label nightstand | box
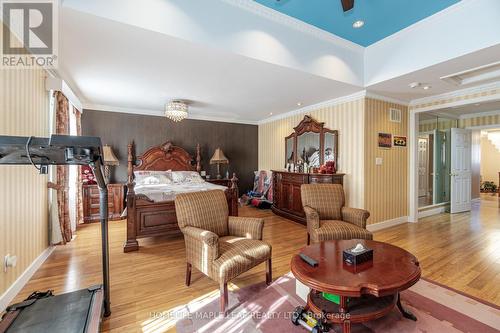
[206,178,232,187]
[83,183,125,223]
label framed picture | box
[393,135,407,147]
[378,133,392,148]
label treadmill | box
[0,135,111,333]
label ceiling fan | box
[273,0,355,12]
[340,0,355,12]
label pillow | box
[134,171,172,185]
[171,171,204,183]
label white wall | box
[480,136,500,185]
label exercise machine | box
[0,135,111,333]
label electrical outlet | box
[375,157,383,166]
[4,254,17,272]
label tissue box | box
[343,246,373,266]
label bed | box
[124,141,238,252]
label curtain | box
[54,91,72,243]
[74,108,84,225]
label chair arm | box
[228,216,264,240]
[182,226,219,247]
[341,207,370,229]
[303,206,320,234]
[181,226,219,275]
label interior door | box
[433,130,445,204]
[450,128,472,213]
[418,137,429,197]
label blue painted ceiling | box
[253,0,461,46]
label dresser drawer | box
[281,172,308,184]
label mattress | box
[134,181,227,203]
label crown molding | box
[364,91,409,106]
[367,0,472,50]
[258,91,366,124]
[219,0,364,53]
[83,103,258,125]
[409,81,500,109]
[258,90,410,125]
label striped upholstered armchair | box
[175,190,272,312]
[301,184,373,245]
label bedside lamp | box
[103,145,119,182]
[210,148,229,179]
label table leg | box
[397,293,417,321]
[339,296,351,333]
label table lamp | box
[103,145,119,182]
[210,148,229,179]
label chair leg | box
[220,282,228,313]
[266,258,272,285]
[307,233,310,245]
[185,263,192,287]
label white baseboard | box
[418,206,447,218]
[367,216,408,232]
[0,246,55,312]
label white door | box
[450,128,472,213]
[418,137,429,197]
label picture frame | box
[393,135,407,147]
[378,133,392,148]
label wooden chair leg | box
[220,282,228,313]
[307,233,310,245]
[185,263,192,287]
[266,258,272,285]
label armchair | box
[301,184,373,244]
[175,190,272,312]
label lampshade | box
[165,100,188,122]
[103,145,120,166]
[210,148,229,164]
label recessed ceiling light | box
[423,85,431,90]
[409,82,421,89]
[269,112,273,115]
[353,20,364,29]
[297,102,302,106]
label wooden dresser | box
[271,170,344,225]
[83,183,125,223]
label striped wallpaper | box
[0,68,50,296]
[259,97,410,224]
[364,98,408,224]
[258,98,365,209]
[460,114,500,128]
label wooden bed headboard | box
[127,141,201,184]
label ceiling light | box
[269,112,273,115]
[165,100,188,122]
[353,20,364,29]
[423,85,431,90]
[409,82,421,89]
[297,102,302,106]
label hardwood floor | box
[10,194,500,332]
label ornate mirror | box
[284,115,338,169]
[285,134,295,164]
[297,132,321,166]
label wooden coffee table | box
[291,240,421,333]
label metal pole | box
[90,159,111,317]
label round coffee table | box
[291,240,421,333]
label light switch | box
[375,157,383,166]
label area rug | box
[175,273,500,333]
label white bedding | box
[134,181,227,202]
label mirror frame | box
[284,115,338,168]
